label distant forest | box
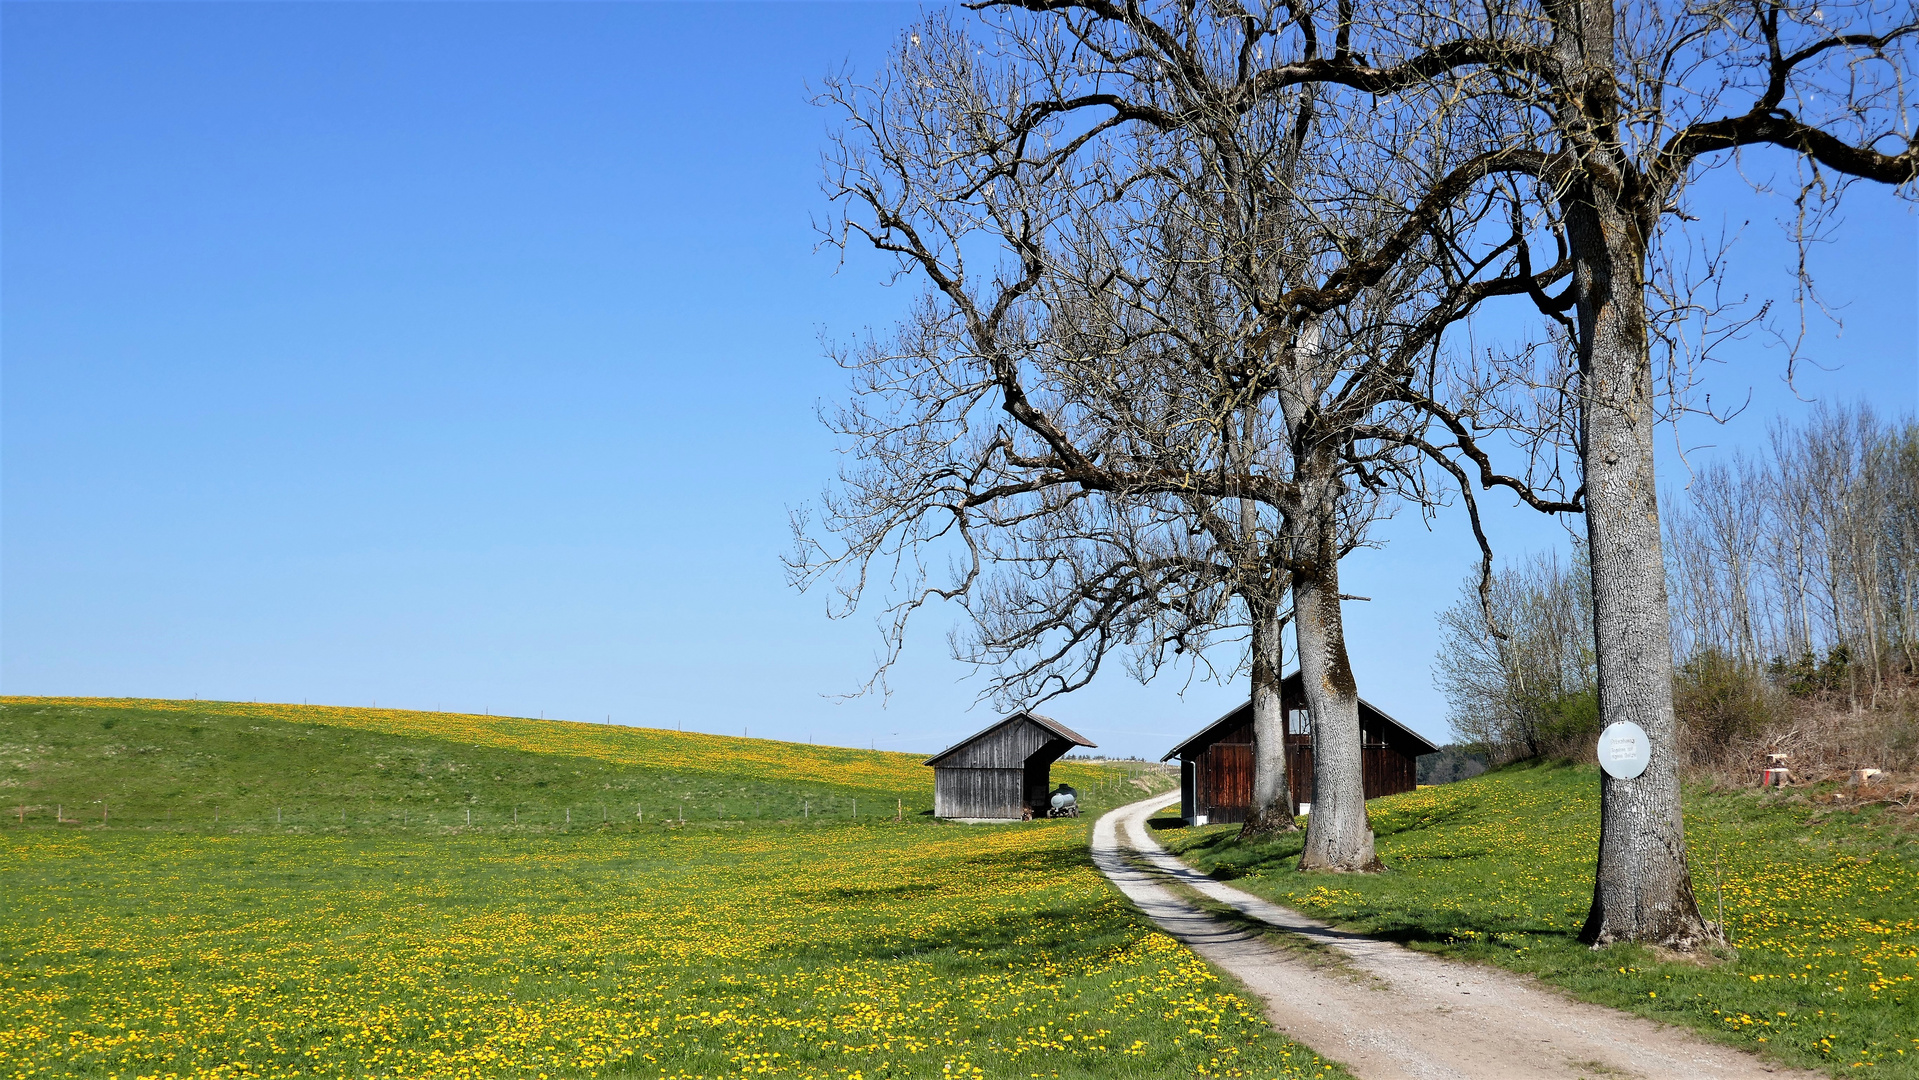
[1417,746,1489,785]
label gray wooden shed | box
[925,711,1096,820]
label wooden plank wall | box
[1177,695,1427,820]
[933,768,1024,818]
[930,718,1052,769]
[1362,745,1417,798]
[1203,743,1253,822]
[1188,727,1413,814]
[1288,742,1315,808]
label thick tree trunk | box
[1566,190,1715,949]
[1293,501,1380,872]
[1242,599,1297,835]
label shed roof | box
[1159,672,1439,761]
[924,710,1096,767]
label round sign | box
[1598,721,1651,779]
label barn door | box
[1203,743,1253,823]
[1288,741,1314,810]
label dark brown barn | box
[1161,672,1437,824]
[925,711,1096,820]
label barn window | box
[1287,708,1311,736]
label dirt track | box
[1093,795,1820,1080]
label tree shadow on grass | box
[769,894,1138,972]
[1170,828,1307,880]
[789,843,1088,907]
[1387,848,1496,861]
[950,841,1092,876]
[1371,801,1484,839]
[769,844,1140,971]
[1353,910,1576,949]
[808,879,949,903]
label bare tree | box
[974,0,1914,947]
[1436,549,1597,761]
[1884,422,1919,678]
[1668,404,1919,700]
[790,16,1329,834]
[792,12,1567,863]
[1667,455,1770,667]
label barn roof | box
[924,710,1096,767]
[1159,672,1439,761]
[1159,700,1266,763]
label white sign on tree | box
[1598,721,1651,780]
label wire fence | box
[7,771,1169,832]
[4,795,936,831]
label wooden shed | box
[925,711,1096,820]
[1160,672,1437,824]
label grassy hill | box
[1,697,1161,831]
[1165,761,1919,1078]
[2,697,1346,1080]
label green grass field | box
[0,697,1164,831]
[1,698,1345,1080]
[1164,762,1919,1078]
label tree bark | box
[1242,599,1297,835]
[1293,494,1381,872]
[1564,181,1715,949]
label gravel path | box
[1094,794,1819,1080]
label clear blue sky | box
[4,3,1914,759]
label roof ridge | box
[923,709,1096,767]
[1160,673,1439,760]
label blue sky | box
[4,3,1914,759]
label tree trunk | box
[1242,599,1297,835]
[1566,187,1715,949]
[1293,498,1380,872]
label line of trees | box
[793,0,1916,950]
[1669,404,1919,703]
[1437,404,1918,767]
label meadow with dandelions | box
[1169,760,1919,1078]
[0,697,1161,832]
[0,699,1344,1080]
